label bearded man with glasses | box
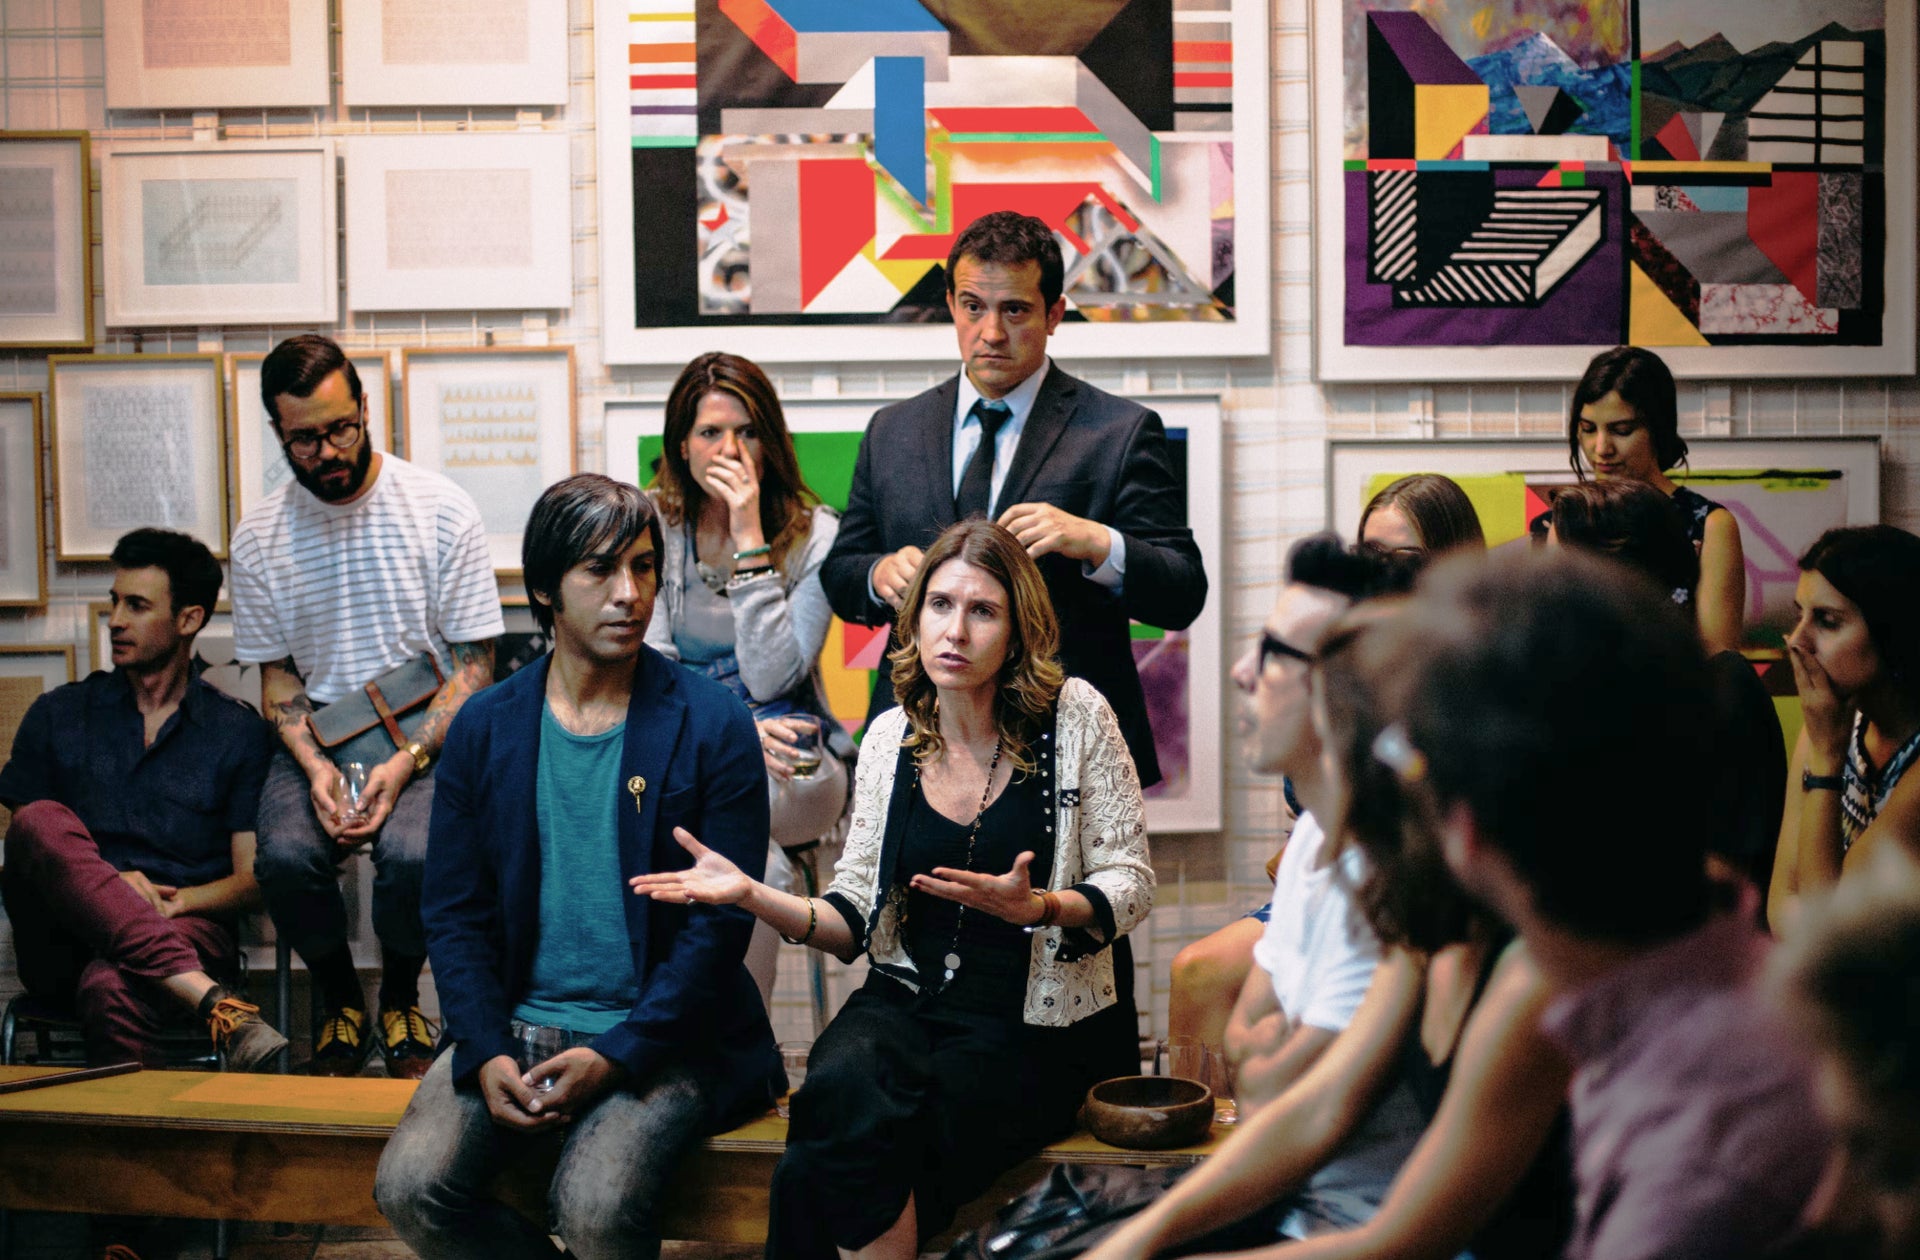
[231,334,504,1079]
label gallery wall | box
[0,0,1916,1044]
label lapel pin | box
[627,775,647,813]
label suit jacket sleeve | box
[1109,406,1207,631]
[423,704,520,1086]
[592,698,771,1082]
[820,413,893,626]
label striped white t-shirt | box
[230,454,505,705]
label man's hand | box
[522,1047,623,1119]
[871,545,925,610]
[479,1055,566,1130]
[305,766,352,841]
[119,870,181,918]
[998,502,1110,566]
[337,750,414,841]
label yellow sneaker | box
[380,1005,439,1081]
[309,1005,370,1077]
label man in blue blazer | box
[820,210,1207,788]
[376,475,781,1260]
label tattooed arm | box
[261,654,352,840]
[409,638,497,759]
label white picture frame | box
[402,346,577,575]
[49,354,230,562]
[605,392,1225,834]
[591,0,1272,365]
[227,351,392,528]
[0,394,48,607]
[104,0,331,110]
[101,140,339,328]
[341,0,568,106]
[345,133,572,312]
[0,132,94,350]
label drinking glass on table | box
[1164,1036,1235,1125]
[777,1040,811,1118]
[520,1024,567,1094]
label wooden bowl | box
[1083,1075,1214,1150]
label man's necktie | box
[954,399,1012,520]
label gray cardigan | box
[645,500,853,758]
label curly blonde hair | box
[887,520,1065,773]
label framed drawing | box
[607,392,1225,833]
[0,645,77,828]
[101,140,338,328]
[48,354,229,562]
[344,133,572,311]
[0,132,94,349]
[592,0,1271,365]
[228,351,392,526]
[1326,435,1880,649]
[341,0,568,106]
[402,346,577,575]
[0,395,48,607]
[1311,1,1916,381]
[104,0,330,110]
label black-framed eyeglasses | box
[1258,631,1314,673]
[280,417,364,460]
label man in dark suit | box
[821,211,1207,786]
[375,475,780,1260]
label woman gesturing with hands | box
[634,519,1150,1260]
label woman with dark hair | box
[631,518,1152,1260]
[1357,474,1486,558]
[1546,479,1786,903]
[645,352,850,999]
[1566,346,1746,653]
[1771,525,1920,924]
[1083,604,1571,1260]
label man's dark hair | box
[521,474,661,635]
[1286,531,1417,601]
[946,211,1065,309]
[1393,547,1719,946]
[260,334,362,425]
[110,528,223,623]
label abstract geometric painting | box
[1312,0,1915,379]
[595,0,1269,364]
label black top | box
[1669,483,1720,549]
[0,668,273,891]
[898,765,1055,1018]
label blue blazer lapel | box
[497,656,550,936]
[994,369,1076,514]
[619,647,688,977]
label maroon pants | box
[1,801,237,1066]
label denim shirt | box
[0,668,273,890]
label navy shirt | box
[0,668,273,891]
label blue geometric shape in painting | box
[874,56,927,204]
[762,0,944,33]
[1470,32,1629,144]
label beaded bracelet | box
[781,897,818,945]
[726,563,775,589]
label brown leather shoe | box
[206,994,289,1073]
[380,1005,438,1080]
[308,1006,371,1077]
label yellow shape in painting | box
[865,243,937,296]
[819,617,874,727]
[1414,83,1490,160]
[1471,6,1493,42]
[1365,471,1530,547]
[1629,261,1711,347]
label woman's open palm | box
[628,827,754,905]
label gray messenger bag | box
[306,652,444,772]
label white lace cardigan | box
[823,677,1155,1027]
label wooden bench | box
[0,1066,1219,1243]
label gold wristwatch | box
[405,740,431,776]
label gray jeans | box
[374,1047,710,1260]
[253,749,434,960]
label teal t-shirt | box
[511,703,640,1034]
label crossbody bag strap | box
[365,679,408,748]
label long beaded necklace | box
[915,735,1003,989]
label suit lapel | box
[618,648,688,977]
[922,376,962,529]
[497,657,549,933]
[993,368,1076,515]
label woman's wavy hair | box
[1358,473,1487,556]
[1312,604,1487,952]
[650,352,822,570]
[887,520,1065,774]
[1568,346,1687,477]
